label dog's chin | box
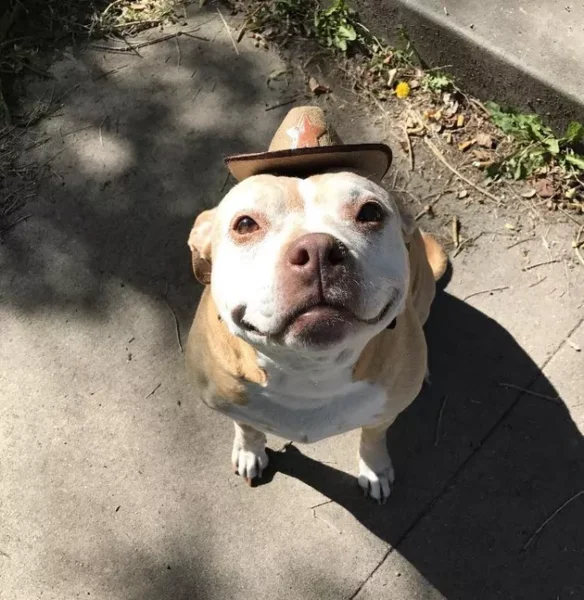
[283,305,355,349]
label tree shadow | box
[263,291,584,599]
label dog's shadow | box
[262,290,584,599]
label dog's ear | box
[188,209,216,285]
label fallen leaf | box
[267,68,289,87]
[386,68,397,88]
[476,133,494,148]
[535,178,555,198]
[521,189,537,198]
[471,149,491,161]
[458,190,468,199]
[409,79,420,89]
[458,139,475,152]
[309,77,331,95]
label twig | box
[558,206,583,228]
[523,259,560,271]
[0,214,31,236]
[506,236,535,249]
[37,149,65,173]
[236,19,249,43]
[434,395,448,447]
[573,224,584,268]
[308,499,334,510]
[498,383,560,404]
[388,188,421,204]
[523,490,584,551]
[402,125,413,171]
[220,172,231,194]
[452,216,460,248]
[92,64,128,82]
[463,286,509,301]
[414,188,456,220]
[90,30,208,53]
[99,116,108,147]
[529,276,547,288]
[217,8,239,55]
[144,382,161,399]
[312,509,342,534]
[424,138,500,204]
[451,232,484,258]
[422,188,456,201]
[163,293,183,353]
[121,34,142,57]
[175,36,182,67]
[265,96,301,111]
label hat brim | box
[224,143,392,182]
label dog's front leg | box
[358,423,395,504]
[232,422,269,484]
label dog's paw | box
[232,444,269,484]
[358,458,395,504]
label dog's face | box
[189,171,411,358]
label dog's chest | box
[220,370,388,443]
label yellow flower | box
[395,81,411,99]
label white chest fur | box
[218,364,388,443]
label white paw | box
[231,444,269,484]
[358,458,395,504]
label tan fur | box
[352,229,434,420]
[186,288,265,406]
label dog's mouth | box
[236,294,395,347]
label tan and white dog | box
[186,107,446,503]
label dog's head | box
[189,171,412,360]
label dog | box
[185,107,446,503]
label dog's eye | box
[234,216,259,235]
[356,202,384,223]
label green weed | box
[486,102,584,180]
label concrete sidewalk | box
[1,7,583,599]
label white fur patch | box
[221,357,389,443]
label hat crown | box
[268,106,343,152]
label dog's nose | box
[286,233,348,271]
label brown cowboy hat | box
[224,106,392,182]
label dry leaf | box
[458,190,468,199]
[309,77,331,95]
[535,178,555,198]
[476,133,494,148]
[521,189,537,198]
[458,139,475,152]
[409,79,420,89]
[387,68,397,88]
[471,149,491,161]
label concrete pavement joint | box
[350,314,584,599]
